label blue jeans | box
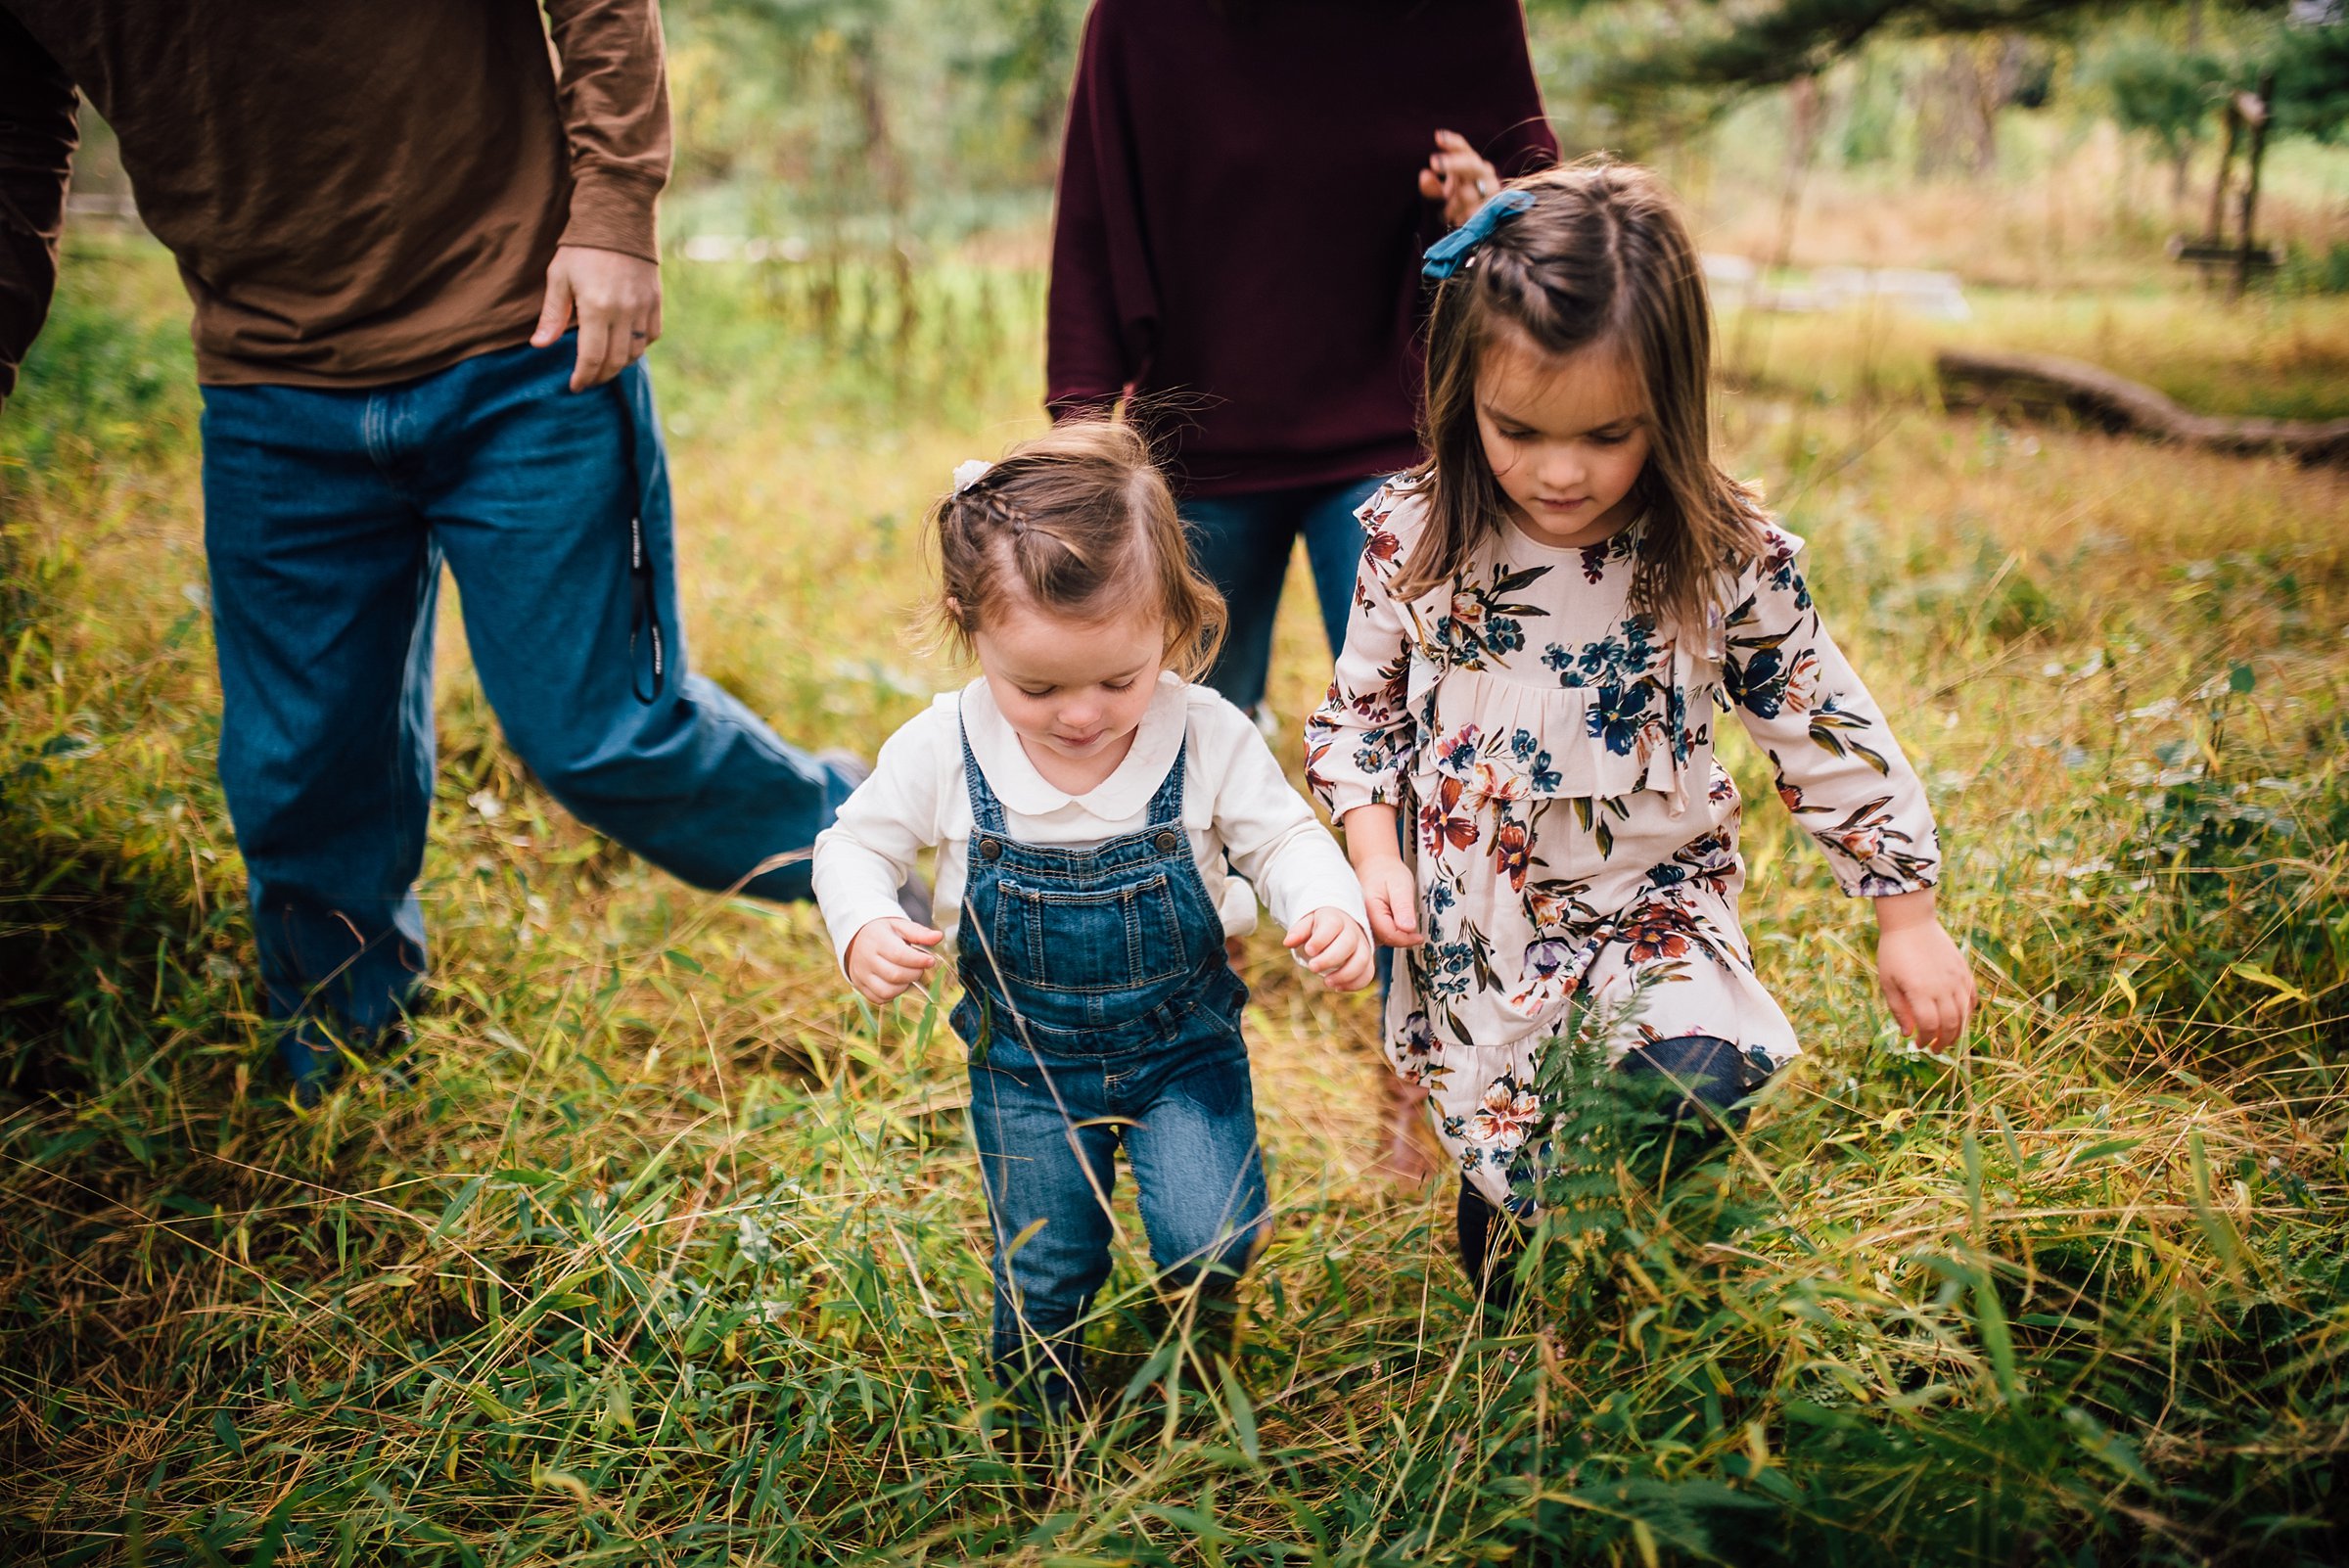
[1181,475,1387,713]
[200,337,853,1085]
[968,1026,1270,1413]
[952,725,1267,1411]
[1188,475,1397,989]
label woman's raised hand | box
[1419,128,1501,229]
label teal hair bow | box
[1422,188,1534,281]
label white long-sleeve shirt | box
[813,673,1368,968]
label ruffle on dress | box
[1405,632,1725,817]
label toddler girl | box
[1305,161,1976,1298]
[815,421,1374,1411]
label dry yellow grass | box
[0,208,2342,1563]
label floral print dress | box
[1305,477,1940,1208]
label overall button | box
[979,838,1003,861]
[1152,830,1179,853]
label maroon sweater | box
[1046,0,1556,497]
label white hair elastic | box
[951,458,993,493]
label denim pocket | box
[990,872,1187,995]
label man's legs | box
[414,340,854,901]
[201,386,438,1089]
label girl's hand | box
[1874,891,1976,1051]
[1418,128,1501,229]
[1285,907,1377,992]
[845,917,944,1005]
[1341,806,1424,949]
[1356,857,1423,949]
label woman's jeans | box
[200,337,855,1085]
[1185,474,1400,991]
[1181,475,1386,713]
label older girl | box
[1305,162,1975,1298]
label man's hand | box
[845,916,944,1006]
[532,245,662,392]
[1417,128,1502,229]
[1284,907,1377,992]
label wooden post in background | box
[2204,97,2240,248]
[2231,71,2277,301]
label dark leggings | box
[1457,1034,1766,1307]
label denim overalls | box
[951,717,1270,1411]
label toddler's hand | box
[1284,907,1376,992]
[1876,901,1976,1051]
[1357,857,1424,949]
[845,917,944,1005]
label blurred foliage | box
[2089,32,2227,161]
[1533,0,2096,94]
[1526,0,2346,156]
[663,0,1085,243]
[2085,9,2349,160]
[651,0,2348,255]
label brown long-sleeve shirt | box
[0,0,669,398]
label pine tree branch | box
[1599,0,2115,94]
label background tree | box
[1548,0,2345,145]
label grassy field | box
[1,223,2344,1567]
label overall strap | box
[957,701,1009,836]
[1142,734,1187,828]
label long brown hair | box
[1396,158,1766,634]
[929,420,1226,679]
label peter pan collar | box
[959,671,1190,820]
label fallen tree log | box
[1934,348,2349,467]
